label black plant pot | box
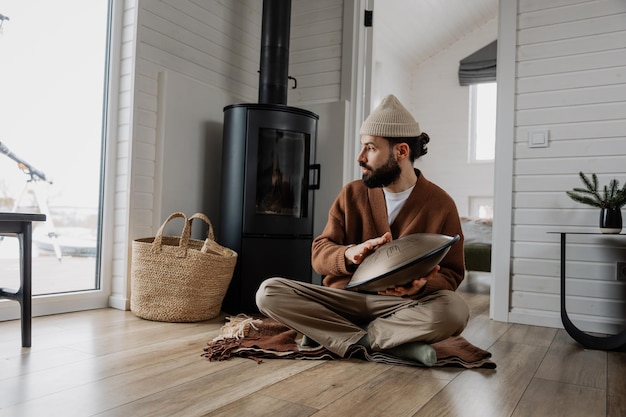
[599,207,623,234]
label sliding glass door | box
[0,0,110,307]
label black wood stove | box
[219,0,320,313]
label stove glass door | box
[256,128,307,218]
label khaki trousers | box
[256,277,470,357]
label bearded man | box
[256,94,469,366]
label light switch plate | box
[528,129,549,148]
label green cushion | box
[464,244,491,272]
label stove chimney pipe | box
[258,0,291,105]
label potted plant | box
[566,172,626,234]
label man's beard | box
[361,153,401,188]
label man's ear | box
[395,143,410,161]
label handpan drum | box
[345,233,460,292]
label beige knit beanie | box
[359,94,421,137]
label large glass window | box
[0,0,109,295]
[469,82,497,162]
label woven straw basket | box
[130,212,237,322]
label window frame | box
[0,0,115,321]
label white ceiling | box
[374,0,499,67]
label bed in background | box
[461,217,492,273]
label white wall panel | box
[518,12,626,44]
[518,0,626,28]
[517,67,626,93]
[288,0,344,105]
[108,0,138,310]
[518,49,626,78]
[516,84,626,109]
[510,0,626,331]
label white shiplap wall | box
[288,0,344,104]
[508,0,626,332]
[109,0,346,309]
[108,0,139,310]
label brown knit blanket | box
[202,315,496,369]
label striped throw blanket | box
[202,314,496,369]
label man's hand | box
[345,232,392,266]
[378,265,441,297]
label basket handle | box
[151,212,189,257]
[187,212,215,242]
[188,212,226,254]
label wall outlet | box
[618,262,626,281]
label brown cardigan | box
[311,170,465,296]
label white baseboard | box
[108,294,130,311]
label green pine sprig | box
[566,172,626,209]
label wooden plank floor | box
[1,277,625,417]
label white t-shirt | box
[383,185,415,225]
